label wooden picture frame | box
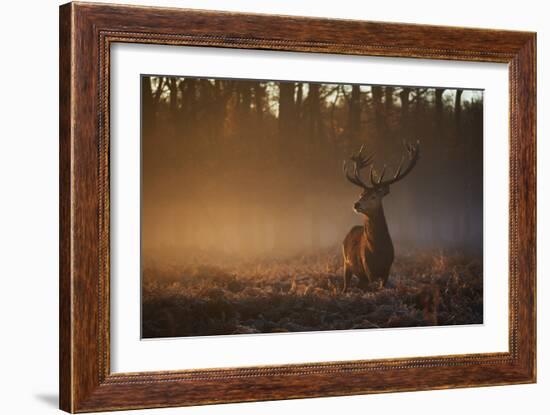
[59,2,536,412]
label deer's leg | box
[343,263,352,293]
[357,278,370,291]
[381,267,392,288]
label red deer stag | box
[342,141,420,292]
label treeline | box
[141,76,483,260]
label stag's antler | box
[344,140,420,190]
[372,140,420,187]
[343,144,374,190]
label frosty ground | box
[142,248,483,338]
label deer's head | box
[343,141,420,215]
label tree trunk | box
[295,83,303,120]
[308,83,322,148]
[455,89,463,132]
[399,87,411,134]
[384,86,394,112]
[274,82,296,252]
[306,83,322,250]
[278,82,296,154]
[254,83,265,123]
[142,76,154,134]
[371,86,383,135]
[348,84,361,148]
[435,89,444,119]
[168,78,178,117]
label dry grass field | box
[142,248,483,338]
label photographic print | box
[141,76,483,339]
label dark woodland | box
[141,75,483,338]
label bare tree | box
[347,84,361,148]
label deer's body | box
[343,210,394,291]
[342,141,419,292]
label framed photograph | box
[59,2,536,412]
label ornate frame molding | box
[60,2,536,412]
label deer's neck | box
[363,207,391,244]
